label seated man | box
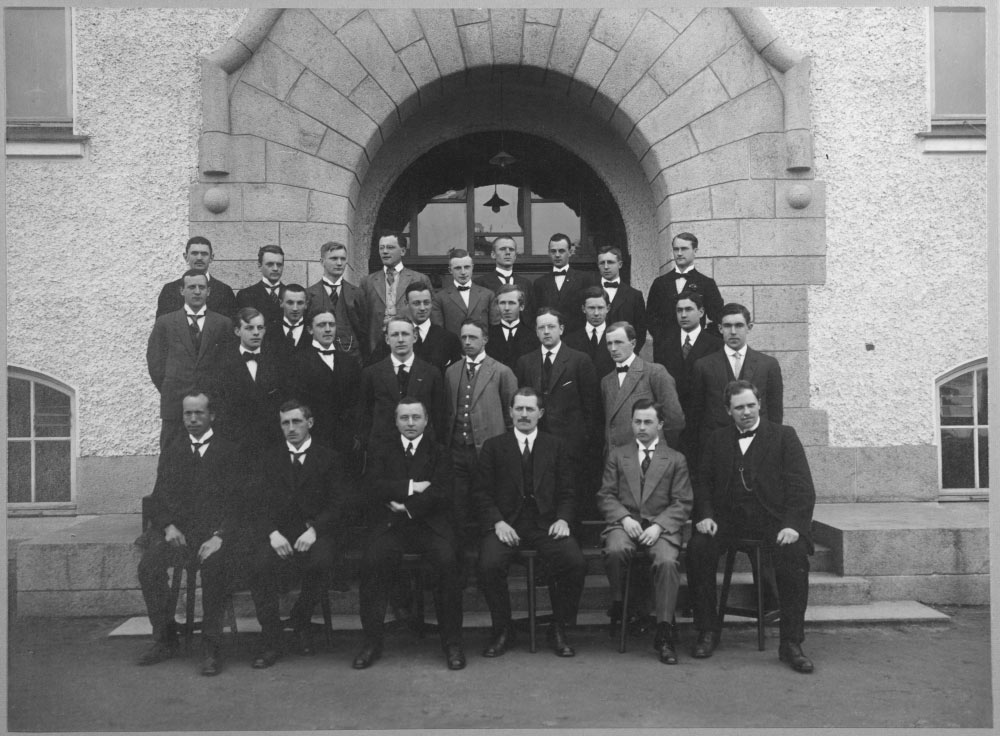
[687,380,816,673]
[597,399,692,664]
[353,398,465,671]
[136,390,246,676]
[247,400,347,668]
[472,388,587,658]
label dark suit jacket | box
[656,326,724,413]
[360,355,446,447]
[485,323,539,370]
[146,310,234,421]
[213,344,287,451]
[563,326,616,381]
[695,419,814,545]
[235,281,284,325]
[597,441,692,549]
[514,344,599,457]
[606,284,648,352]
[474,271,535,327]
[472,431,576,533]
[363,436,454,540]
[304,279,369,360]
[368,323,462,376]
[157,276,237,320]
[646,269,723,344]
[262,321,311,360]
[360,266,432,353]
[600,356,684,449]
[531,268,597,332]
[690,347,783,446]
[431,282,497,335]
[253,442,347,540]
[288,347,362,455]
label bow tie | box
[615,365,630,374]
[738,428,757,439]
[316,347,336,356]
[242,352,260,363]
[456,285,470,291]
[553,269,568,275]
[603,281,619,288]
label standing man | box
[597,246,647,352]
[136,391,246,676]
[602,321,684,451]
[445,319,517,535]
[646,232,724,349]
[473,388,587,658]
[368,282,463,375]
[432,248,497,336]
[687,380,815,673]
[305,241,369,365]
[563,286,616,380]
[474,236,534,326]
[690,303,783,449]
[598,399,692,664]
[485,284,539,370]
[248,400,347,667]
[353,398,466,671]
[147,270,234,448]
[235,245,286,326]
[156,236,237,319]
[360,232,432,355]
[531,233,596,333]
[263,284,312,360]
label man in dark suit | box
[647,232,724,348]
[136,390,246,676]
[598,399,692,664]
[563,286,616,380]
[690,303,783,450]
[263,284,311,360]
[472,388,587,658]
[432,248,497,336]
[531,233,597,333]
[156,236,237,319]
[304,241,369,365]
[353,398,466,671]
[597,246,648,352]
[247,400,348,667]
[474,236,534,327]
[360,232,432,355]
[687,380,816,673]
[235,245,285,325]
[485,284,539,369]
[368,282,463,375]
[147,270,234,449]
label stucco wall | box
[763,7,988,447]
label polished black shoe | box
[481,627,514,658]
[200,650,222,676]
[655,624,678,665]
[445,643,467,670]
[252,648,281,669]
[352,642,382,670]
[546,623,575,657]
[607,601,623,638]
[293,629,315,656]
[691,630,719,659]
[779,641,814,673]
[137,639,178,666]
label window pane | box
[473,185,522,235]
[530,203,580,255]
[8,441,32,503]
[976,368,987,425]
[934,8,986,117]
[941,428,975,488]
[416,203,467,255]
[939,372,974,426]
[4,7,71,122]
[977,428,988,490]
[36,441,72,502]
[35,383,71,437]
[8,377,31,437]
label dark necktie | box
[456,285,470,292]
[641,448,652,477]
[682,334,692,359]
[521,438,534,498]
[324,281,339,309]
[188,314,202,351]
[616,365,629,374]
[497,272,512,285]
[317,348,336,356]
[466,361,478,382]
[603,281,619,289]
[542,351,553,387]
[590,329,599,351]
[191,440,208,457]
[243,352,259,363]
[267,285,280,305]
[397,364,409,394]
[738,429,757,439]
[503,324,516,342]
[405,442,414,460]
[285,322,298,346]
[415,328,423,346]
[290,450,306,465]
[553,269,567,275]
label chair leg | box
[717,547,737,633]
[167,564,184,637]
[320,590,333,647]
[413,567,426,639]
[184,568,197,644]
[619,558,632,654]
[752,547,765,651]
[526,557,537,653]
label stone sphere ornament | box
[786,184,812,210]
[203,187,229,214]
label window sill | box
[7,503,77,517]
[917,124,986,153]
[6,127,88,158]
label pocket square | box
[561,380,574,387]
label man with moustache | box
[360,232,432,355]
[596,246,647,352]
[156,236,237,319]
[474,235,534,326]
[432,248,497,336]
[305,241,368,365]
[236,245,286,326]
[485,284,539,370]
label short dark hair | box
[607,320,636,341]
[724,379,760,407]
[279,283,308,300]
[510,386,544,410]
[492,236,517,251]
[448,248,471,261]
[279,398,313,420]
[597,245,623,262]
[405,281,432,300]
[380,231,408,249]
[306,308,336,327]
[535,306,564,325]
[320,241,348,258]
[181,269,209,285]
[236,307,264,327]
[672,232,698,249]
[185,236,212,254]
[720,303,752,324]
[496,283,524,307]
[396,396,429,417]
[459,318,488,337]
[631,398,664,422]
[581,285,609,305]
[182,388,214,411]
[257,244,284,264]
[676,290,705,310]
[548,233,572,248]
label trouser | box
[603,528,681,623]
[451,443,478,544]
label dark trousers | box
[359,521,463,648]
[249,535,336,648]
[451,443,478,542]
[477,521,586,632]
[687,498,810,643]
[158,417,184,451]
[137,535,230,648]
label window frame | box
[935,357,988,501]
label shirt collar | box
[739,419,761,435]
[542,342,562,359]
[261,278,282,288]
[466,351,486,365]
[588,323,606,340]
[240,346,261,355]
[495,267,513,277]
[454,280,471,290]
[725,345,745,358]
[617,353,637,370]
[386,262,403,275]
[681,323,702,343]
[637,437,659,454]
[501,319,520,329]
[675,266,695,275]
[323,277,342,287]
[401,433,424,452]
[416,321,430,339]
[184,305,207,318]
[285,318,303,328]
[287,436,313,454]
[189,428,214,444]
[391,354,415,369]
[513,428,538,448]
[312,340,334,352]
[553,266,568,274]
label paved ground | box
[7,606,993,731]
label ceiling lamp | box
[485,186,508,213]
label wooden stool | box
[717,538,780,651]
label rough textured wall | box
[764,7,987,447]
[5,8,245,456]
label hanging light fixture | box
[488,72,516,170]
[484,185,508,213]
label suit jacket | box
[606,284,648,352]
[235,281,284,325]
[254,442,347,540]
[146,310,234,421]
[288,347,362,455]
[368,322,462,376]
[563,326,616,381]
[360,266,432,353]
[363,436,453,540]
[655,326,724,413]
[431,282,497,335]
[646,269,723,344]
[360,355,446,447]
[213,344,287,451]
[695,419,814,545]
[597,441,692,548]
[600,357,685,449]
[690,347,783,446]
[514,344,599,457]
[304,279,369,360]
[262,320,311,360]
[472,431,576,532]
[485,323,539,370]
[474,271,535,327]
[531,268,597,332]
[444,355,517,451]
[156,276,237,320]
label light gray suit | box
[359,266,431,353]
[601,356,684,450]
[431,282,497,336]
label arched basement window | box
[937,358,988,499]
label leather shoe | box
[252,648,280,669]
[691,630,719,659]
[779,641,814,673]
[481,628,514,658]
[200,650,222,676]
[444,643,466,670]
[546,623,575,657]
[137,640,178,666]
[352,642,382,670]
[293,629,314,656]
